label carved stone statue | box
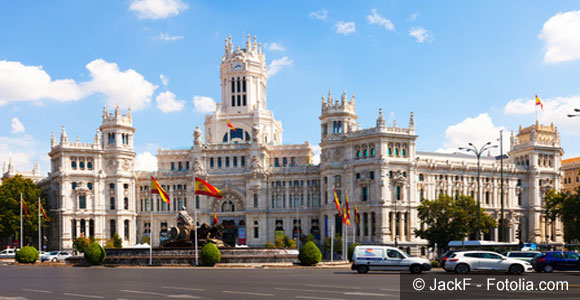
[193,158,205,176]
[163,210,225,248]
[252,124,261,143]
[194,126,203,147]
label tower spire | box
[51,131,56,148]
[60,126,68,143]
[409,112,415,131]
[376,108,386,129]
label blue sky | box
[2,0,580,173]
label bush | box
[105,233,123,249]
[84,242,106,265]
[298,241,322,266]
[73,236,91,253]
[274,238,285,249]
[141,235,150,245]
[284,236,296,249]
[324,234,343,255]
[16,246,39,264]
[264,241,276,249]
[431,260,439,268]
[200,242,221,266]
[348,242,360,261]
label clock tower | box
[203,34,283,145]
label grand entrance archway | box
[211,188,246,246]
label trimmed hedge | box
[348,242,360,262]
[16,246,39,264]
[84,242,106,265]
[298,241,322,266]
[200,243,221,266]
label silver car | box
[444,251,532,274]
[41,251,72,262]
[504,251,541,262]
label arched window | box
[363,149,368,157]
[87,160,93,169]
[71,159,77,169]
[87,182,93,190]
[370,148,375,156]
[396,186,401,200]
[221,200,235,212]
[253,220,259,239]
[89,219,95,237]
[356,150,361,158]
[395,148,399,156]
[402,149,406,157]
[110,219,116,238]
[80,219,86,237]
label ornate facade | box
[41,35,564,253]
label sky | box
[2,0,580,174]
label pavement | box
[1,264,580,299]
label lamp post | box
[391,171,406,247]
[459,142,497,240]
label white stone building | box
[41,35,564,253]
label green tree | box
[544,189,580,243]
[104,233,123,249]
[324,234,343,255]
[414,194,497,250]
[298,241,322,266]
[0,175,48,246]
[73,236,91,253]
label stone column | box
[399,212,404,242]
[390,211,395,241]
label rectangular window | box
[178,162,183,170]
[283,157,288,166]
[237,95,241,106]
[79,195,86,209]
[210,158,214,168]
[110,197,115,210]
[225,157,230,167]
[186,161,190,170]
[171,162,175,170]
[243,95,247,106]
[370,171,375,180]
[290,157,295,166]
[217,157,222,168]
[231,78,235,93]
[275,158,280,167]
[243,77,246,92]
[237,78,241,93]
[362,187,369,201]
[241,156,245,167]
[231,95,235,107]
[233,156,238,167]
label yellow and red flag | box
[354,201,359,225]
[535,94,543,110]
[151,176,170,203]
[345,193,351,226]
[22,197,30,221]
[213,210,219,224]
[195,177,223,199]
[40,202,50,221]
[342,205,347,224]
[333,188,342,216]
[227,119,236,131]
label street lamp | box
[567,108,580,118]
[459,142,497,241]
[391,171,406,247]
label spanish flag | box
[354,201,359,225]
[151,176,170,203]
[345,193,351,226]
[40,202,50,221]
[195,177,223,199]
[535,94,543,110]
[227,119,236,131]
[213,210,219,224]
[22,197,30,221]
[333,188,342,216]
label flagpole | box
[149,188,153,266]
[20,193,23,248]
[38,197,41,252]
[330,224,334,263]
[193,180,198,266]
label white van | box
[351,245,432,274]
[0,248,17,258]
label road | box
[0,265,580,300]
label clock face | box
[233,62,243,70]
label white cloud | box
[539,10,580,63]
[504,95,580,134]
[11,117,25,134]
[160,74,169,86]
[367,9,395,31]
[135,151,158,171]
[0,59,157,110]
[157,33,184,41]
[266,42,286,51]
[129,0,188,20]
[334,21,357,35]
[156,91,184,113]
[0,60,85,105]
[408,12,419,22]
[0,135,38,172]
[267,56,294,77]
[193,95,216,113]
[82,59,157,111]
[309,9,328,21]
[409,27,433,43]
[437,113,507,155]
[311,145,321,165]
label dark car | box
[532,251,580,272]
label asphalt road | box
[1,265,580,300]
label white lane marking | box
[296,296,345,300]
[222,290,274,297]
[0,297,29,300]
[21,289,52,294]
[306,284,362,290]
[63,293,104,299]
[167,295,202,299]
[277,288,394,297]
[276,288,342,294]
[120,290,162,296]
[344,291,395,297]
[163,286,205,292]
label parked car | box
[0,248,18,258]
[439,250,467,270]
[443,251,532,275]
[38,251,48,261]
[504,251,541,262]
[41,251,72,262]
[532,251,580,273]
[351,245,432,274]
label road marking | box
[276,288,343,294]
[277,288,394,297]
[167,295,202,299]
[222,290,274,297]
[296,296,345,300]
[163,286,206,292]
[120,290,162,296]
[344,291,394,297]
[0,297,29,300]
[306,284,362,290]
[63,293,104,299]
[21,289,52,294]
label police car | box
[351,245,432,274]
